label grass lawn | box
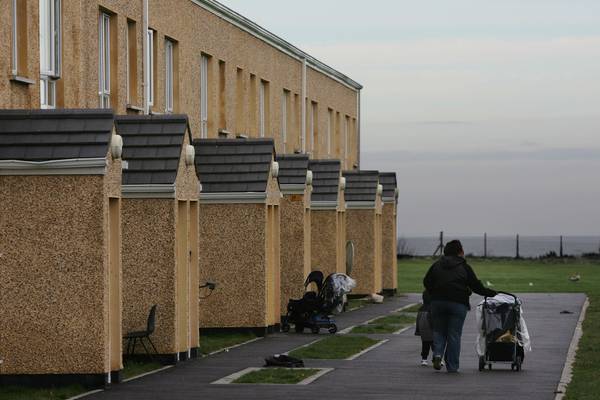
[351,323,402,334]
[401,303,422,313]
[350,313,416,334]
[122,359,163,380]
[199,331,258,355]
[289,335,379,359]
[0,385,85,400]
[346,297,369,311]
[398,256,600,400]
[233,368,321,384]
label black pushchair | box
[281,271,354,335]
[477,291,528,372]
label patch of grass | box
[0,385,85,400]
[289,335,380,359]
[122,359,163,380]
[233,368,321,384]
[350,324,400,334]
[401,303,423,313]
[398,257,600,400]
[371,313,416,326]
[346,297,369,310]
[200,331,258,355]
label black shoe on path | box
[433,356,442,371]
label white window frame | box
[281,90,289,149]
[310,102,316,153]
[165,40,174,113]
[11,0,18,76]
[344,116,349,166]
[200,54,209,138]
[146,29,154,107]
[327,110,332,157]
[98,12,110,108]
[39,0,61,109]
[125,22,130,104]
[259,80,266,138]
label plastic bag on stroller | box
[475,293,532,356]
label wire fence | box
[399,233,600,258]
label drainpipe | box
[301,58,307,153]
[142,0,149,114]
[356,89,361,168]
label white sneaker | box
[441,361,445,367]
[421,359,428,366]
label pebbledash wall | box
[0,0,361,169]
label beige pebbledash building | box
[276,154,312,316]
[0,0,362,169]
[193,138,281,333]
[309,159,346,278]
[342,170,384,295]
[0,109,123,387]
[116,114,200,362]
[379,172,399,295]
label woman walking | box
[423,240,497,373]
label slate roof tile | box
[379,172,398,199]
[0,109,114,161]
[115,114,188,185]
[276,154,309,186]
[192,138,275,193]
[343,170,380,202]
[308,159,341,202]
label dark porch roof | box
[192,138,275,193]
[0,109,114,161]
[308,159,341,202]
[343,170,380,202]
[379,172,398,199]
[115,115,188,185]
[276,154,309,186]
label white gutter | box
[345,201,376,209]
[310,200,338,210]
[199,192,267,204]
[143,0,149,115]
[301,58,307,153]
[122,184,176,199]
[382,197,397,204]
[0,158,107,175]
[189,0,362,92]
[280,184,305,195]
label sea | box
[401,235,600,258]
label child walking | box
[415,290,434,366]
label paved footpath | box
[86,293,586,400]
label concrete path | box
[85,293,586,400]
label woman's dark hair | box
[444,240,464,256]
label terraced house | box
[0,0,362,167]
[0,0,402,390]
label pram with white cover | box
[476,292,531,371]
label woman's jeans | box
[431,300,469,372]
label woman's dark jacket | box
[423,256,497,308]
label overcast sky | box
[221,0,600,236]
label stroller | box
[281,271,356,335]
[476,291,531,372]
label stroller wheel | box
[328,324,338,334]
[311,326,320,334]
[281,323,290,333]
[478,356,485,372]
[294,324,304,333]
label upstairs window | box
[259,80,266,137]
[98,12,111,108]
[165,39,174,112]
[200,54,210,138]
[146,29,154,107]
[281,89,290,152]
[39,0,61,108]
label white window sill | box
[10,75,36,85]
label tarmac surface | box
[85,293,586,400]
